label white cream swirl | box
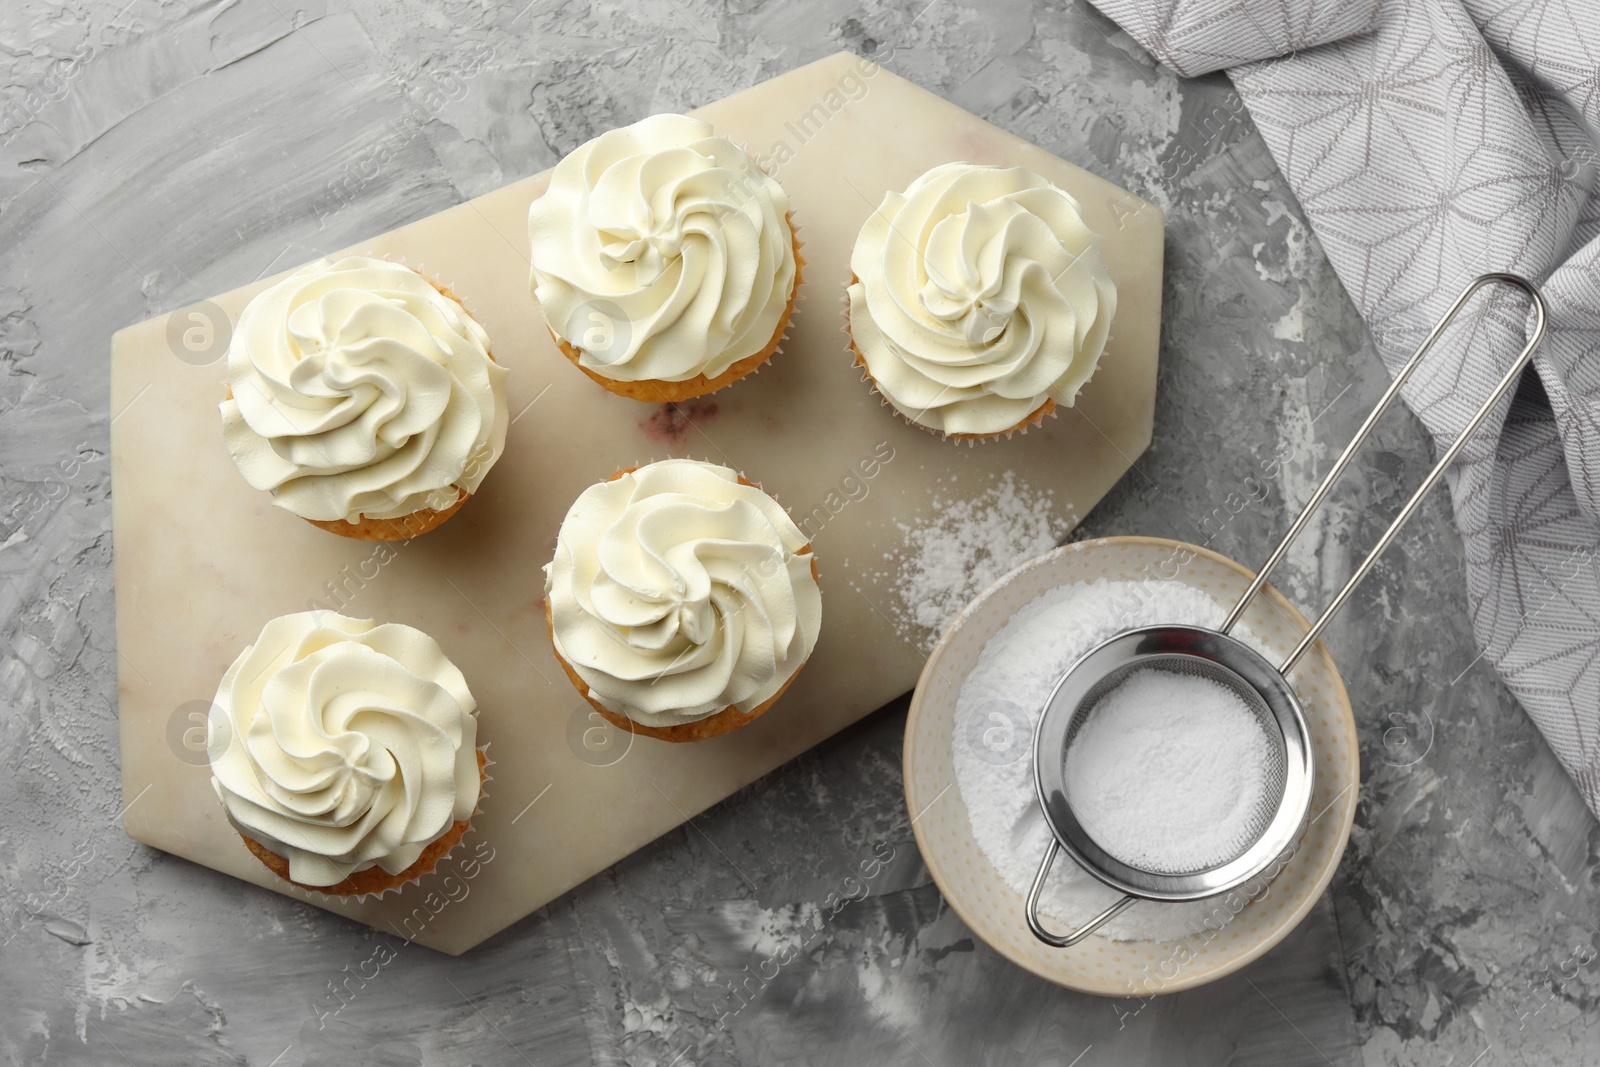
[221,256,510,523]
[207,612,480,887]
[528,114,797,383]
[847,163,1118,436]
[545,459,822,727]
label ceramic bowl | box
[903,536,1359,995]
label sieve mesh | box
[1059,654,1289,877]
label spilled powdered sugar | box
[886,471,1071,637]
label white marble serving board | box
[109,52,1164,954]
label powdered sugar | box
[888,472,1072,636]
[1064,669,1275,873]
[952,577,1279,942]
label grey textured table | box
[2,2,1596,1065]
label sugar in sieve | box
[1025,273,1548,946]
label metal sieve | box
[1025,273,1548,946]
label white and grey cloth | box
[1088,0,1600,816]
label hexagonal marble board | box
[110,52,1164,953]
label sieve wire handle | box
[1025,839,1137,947]
[1218,273,1547,675]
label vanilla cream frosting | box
[221,256,509,523]
[847,163,1118,436]
[545,459,822,727]
[527,114,797,384]
[208,612,480,887]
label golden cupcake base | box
[302,487,469,541]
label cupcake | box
[220,255,510,540]
[207,611,485,895]
[845,163,1117,439]
[545,458,822,742]
[527,114,801,403]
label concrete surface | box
[0,1,1595,1064]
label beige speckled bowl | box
[904,536,1359,995]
